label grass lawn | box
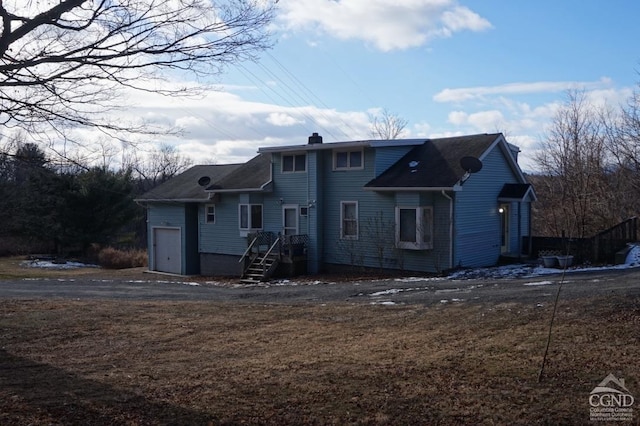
[1,294,639,425]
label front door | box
[283,205,298,236]
[499,203,510,254]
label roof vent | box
[197,176,211,187]
[308,132,323,144]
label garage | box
[153,227,182,274]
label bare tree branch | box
[369,108,408,140]
[0,0,275,145]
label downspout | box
[441,190,453,270]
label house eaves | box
[258,139,426,154]
[206,181,273,194]
[363,186,459,192]
[136,198,215,204]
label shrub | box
[98,247,148,269]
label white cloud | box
[276,0,492,51]
[447,111,468,125]
[51,81,373,168]
[266,112,302,126]
[412,122,432,137]
[447,109,504,131]
[433,78,613,103]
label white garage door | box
[153,228,181,274]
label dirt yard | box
[1,293,639,425]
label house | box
[136,133,536,279]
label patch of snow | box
[435,288,463,294]
[625,244,640,266]
[369,288,404,296]
[21,260,98,269]
[370,301,397,306]
[523,280,555,286]
[394,276,445,283]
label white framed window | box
[340,201,358,239]
[282,153,306,173]
[333,149,363,170]
[205,204,216,224]
[395,206,433,250]
[239,204,263,231]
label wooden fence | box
[524,217,638,264]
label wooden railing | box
[526,216,638,264]
[591,216,638,263]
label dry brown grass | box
[97,247,148,269]
[1,297,639,425]
[0,256,148,280]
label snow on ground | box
[523,280,554,287]
[19,245,640,291]
[21,259,99,269]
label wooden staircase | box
[240,252,279,284]
[239,232,281,284]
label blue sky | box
[123,0,640,172]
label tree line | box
[0,137,192,256]
[531,84,640,239]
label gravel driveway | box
[1,268,639,307]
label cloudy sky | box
[122,0,640,172]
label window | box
[282,153,306,173]
[239,204,263,230]
[300,207,309,217]
[334,149,363,170]
[283,206,298,235]
[205,204,215,224]
[395,206,433,250]
[340,201,358,239]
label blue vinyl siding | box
[454,145,520,267]
[374,146,414,176]
[321,149,454,273]
[199,194,249,255]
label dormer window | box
[333,149,363,170]
[282,153,306,173]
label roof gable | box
[365,133,501,190]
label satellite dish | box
[197,176,211,187]
[460,156,483,173]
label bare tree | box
[126,143,193,190]
[606,84,640,185]
[369,108,408,139]
[534,90,613,238]
[0,0,275,141]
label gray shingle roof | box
[206,153,272,192]
[365,134,501,189]
[136,164,241,202]
[498,183,536,201]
